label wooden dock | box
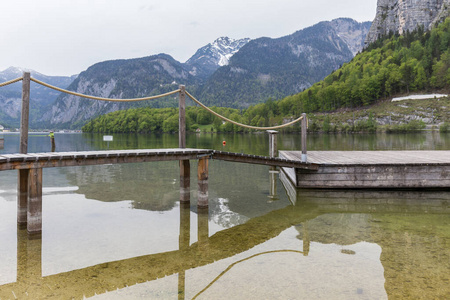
[280,150,450,189]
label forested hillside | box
[83,18,450,134]
[278,17,450,116]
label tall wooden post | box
[17,169,29,229]
[20,72,30,154]
[27,168,42,237]
[301,113,307,162]
[267,130,278,157]
[179,85,190,204]
[180,160,190,203]
[197,157,209,208]
[18,72,30,228]
[179,85,186,149]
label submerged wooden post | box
[197,157,209,208]
[27,168,42,237]
[17,169,29,229]
[179,85,190,203]
[301,113,307,162]
[18,72,30,228]
[267,130,278,157]
[180,160,190,203]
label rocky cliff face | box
[365,0,450,45]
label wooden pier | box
[0,148,315,236]
[280,150,450,189]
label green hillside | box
[83,18,450,134]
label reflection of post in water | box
[198,208,209,249]
[302,221,310,256]
[268,167,279,202]
[179,202,191,251]
[17,228,42,292]
[178,203,190,300]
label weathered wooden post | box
[27,168,42,237]
[197,157,209,208]
[179,85,186,148]
[301,113,307,163]
[18,72,30,228]
[267,130,278,158]
[179,85,191,203]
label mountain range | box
[1,18,371,129]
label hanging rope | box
[30,77,180,102]
[192,249,304,299]
[1,76,305,130]
[186,91,304,130]
[0,77,23,87]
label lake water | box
[0,132,449,299]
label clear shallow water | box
[0,132,449,299]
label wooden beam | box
[27,168,42,237]
[17,169,29,228]
[179,160,190,203]
[179,85,186,149]
[301,113,307,162]
[20,72,30,154]
[197,157,209,208]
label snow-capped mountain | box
[185,37,250,79]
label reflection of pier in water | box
[1,183,449,299]
[0,203,319,299]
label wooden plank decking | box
[0,148,317,171]
[280,150,450,189]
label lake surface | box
[0,132,449,299]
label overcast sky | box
[1,0,377,76]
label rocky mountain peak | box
[185,36,250,79]
[365,0,450,45]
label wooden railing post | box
[18,72,30,228]
[301,113,307,162]
[267,130,278,158]
[20,72,30,154]
[179,85,191,203]
[179,85,186,148]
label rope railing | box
[30,77,180,102]
[186,91,304,130]
[0,77,23,87]
[0,75,306,131]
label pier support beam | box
[301,113,307,163]
[18,72,31,229]
[180,160,190,203]
[197,157,209,208]
[267,130,278,158]
[178,85,191,205]
[17,169,29,229]
[27,168,42,237]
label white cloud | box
[0,0,377,76]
